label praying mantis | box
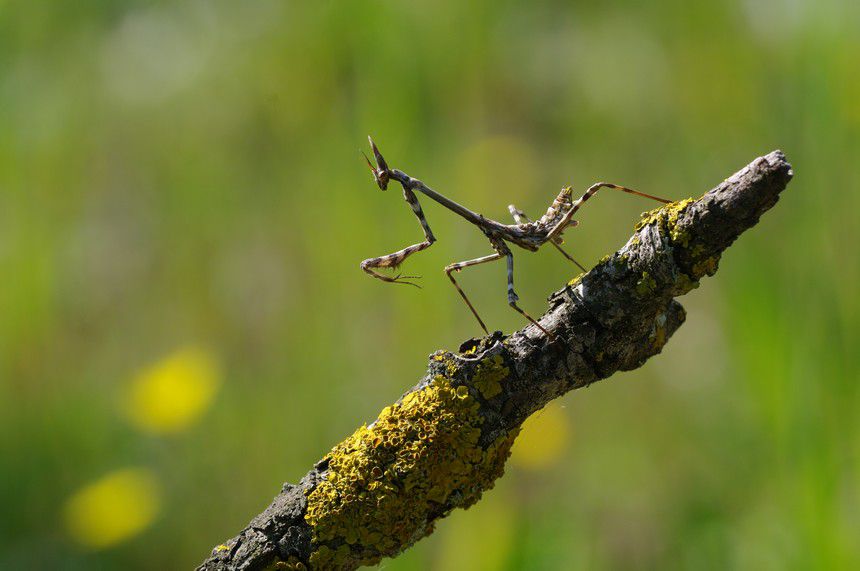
[360,137,670,338]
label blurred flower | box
[510,401,570,470]
[63,468,161,550]
[123,347,221,434]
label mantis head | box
[363,136,390,190]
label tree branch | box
[198,151,793,570]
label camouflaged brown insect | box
[360,137,670,338]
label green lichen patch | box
[674,272,700,294]
[304,376,519,569]
[591,253,628,275]
[635,272,657,296]
[472,355,509,399]
[691,255,719,278]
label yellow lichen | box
[634,198,722,288]
[215,544,230,552]
[472,355,508,399]
[634,198,694,238]
[308,545,351,568]
[303,376,519,569]
[431,351,460,377]
[568,272,585,287]
[269,557,308,570]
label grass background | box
[1,1,858,569]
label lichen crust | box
[303,376,519,568]
[634,197,722,288]
[634,197,695,242]
[473,354,509,399]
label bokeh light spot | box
[63,468,161,550]
[124,347,221,434]
[435,486,514,571]
[510,401,570,470]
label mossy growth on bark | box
[303,376,519,568]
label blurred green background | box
[1,1,858,569]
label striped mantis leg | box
[444,240,553,338]
[360,187,436,288]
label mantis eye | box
[362,150,389,190]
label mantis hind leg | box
[548,182,671,242]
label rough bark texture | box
[198,151,793,570]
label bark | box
[198,151,793,570]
